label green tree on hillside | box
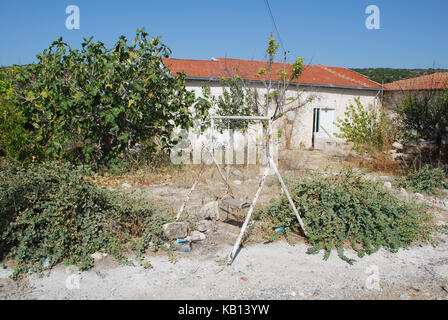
[351,68,448,84]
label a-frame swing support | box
[176,115,307,265]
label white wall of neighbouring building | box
[185,79,381,151]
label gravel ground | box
[1,161,447,300]
[1,227,447,300]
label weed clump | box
[0,161,172,279]
[395,165,447,195]
[259,170,439,263]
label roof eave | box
[185,76,382,91]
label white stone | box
[383,181,392,189]
[190,231,206,242]
[392,142,404,150]
[91,252,104,261]
[441,200,448,209]
[391,153,404,160]
[413,193,425,201]
[196,220,213,233]
[197,201,220,220]
[122,183,131,189]
[400,188,409,201]
[163,222,188,239]
[65,265,80,274]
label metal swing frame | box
[176,115,307,264]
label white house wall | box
[186,79,380,150]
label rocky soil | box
[1,150,447,300]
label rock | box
[391,153,405,161]
[388,149,397,154]
[233,180,242,185]
[65,265,80,275]
[413,193,425,201]
[196,201,220,220]
[196,220,213,233]
[190,231,206,242]
[122,183,132,189]
[441,200,448,210]
[400,188,409,201]
[163,222,188,239]
[383,181,392,189]
[392,142,404,150]
[91,252,105,261]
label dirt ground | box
[1,150,448,300]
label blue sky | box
[0,0,447,68]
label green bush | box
[10,29,210,166]
[0,97,44,161]
[258,170,438,263]
[397,89,448,144]
[335,97,395,153]
[395,165,447,194]
[0,161,172,279]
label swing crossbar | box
[211,115,270,121]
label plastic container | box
[42,258,50,268]
[275,227,285,232]
[175,246,190,252]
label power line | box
[263,0,287,55]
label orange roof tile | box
[162,58,382,89]
[384,72,448,91]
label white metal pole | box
[210,117,214,158]
[268,119,274,160]
[228,161,270,264]
[270,158,307,236]
[176,162,206,221]
[228,119,273,264]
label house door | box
[312,107,335,149]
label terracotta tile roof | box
[384,72,448,91]
[162,58,382,89]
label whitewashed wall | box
[186,80,381,150]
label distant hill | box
[350,68,448,84]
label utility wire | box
[263,0,287,55]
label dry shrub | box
[346,151,404,174]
